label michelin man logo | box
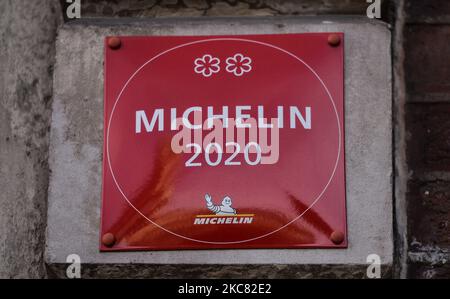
[205,193,237,215]
[193,194,253,225]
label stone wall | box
[61,0,382,19]
[0,0,449,278]
[404,0,450,279]
[0,0,61,278]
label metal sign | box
[101,33,346,251]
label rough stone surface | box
[405,26,450,103]
[407,180,450,247]
[404,2,450,279]
[392,0,407,279]
[46,17,393,278]
[47,263,393,279]
[405,0,450,24]
[405,105,450,278]
[60,0,376,19]
[406,104,450,173]
[0,0,61,278]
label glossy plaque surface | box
[102,33,346,251]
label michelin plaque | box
[101,33,347,251]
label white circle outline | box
[106,38,342,244]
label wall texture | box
[404,0,450,279]
[62,0,381,19]
[0,0,449,278]
[0,0,61,278]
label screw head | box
[327,34,341,47]
[102,233,116,247]
[108,37,121,50]
[330,231,345,245]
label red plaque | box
[101,33,346,251]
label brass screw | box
[330,231,345,245]
[108,37,121,50]
[327,34,341,47]
[102,232,116,247]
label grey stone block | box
[46,16,392,278]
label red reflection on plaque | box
[101,33,346,251]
